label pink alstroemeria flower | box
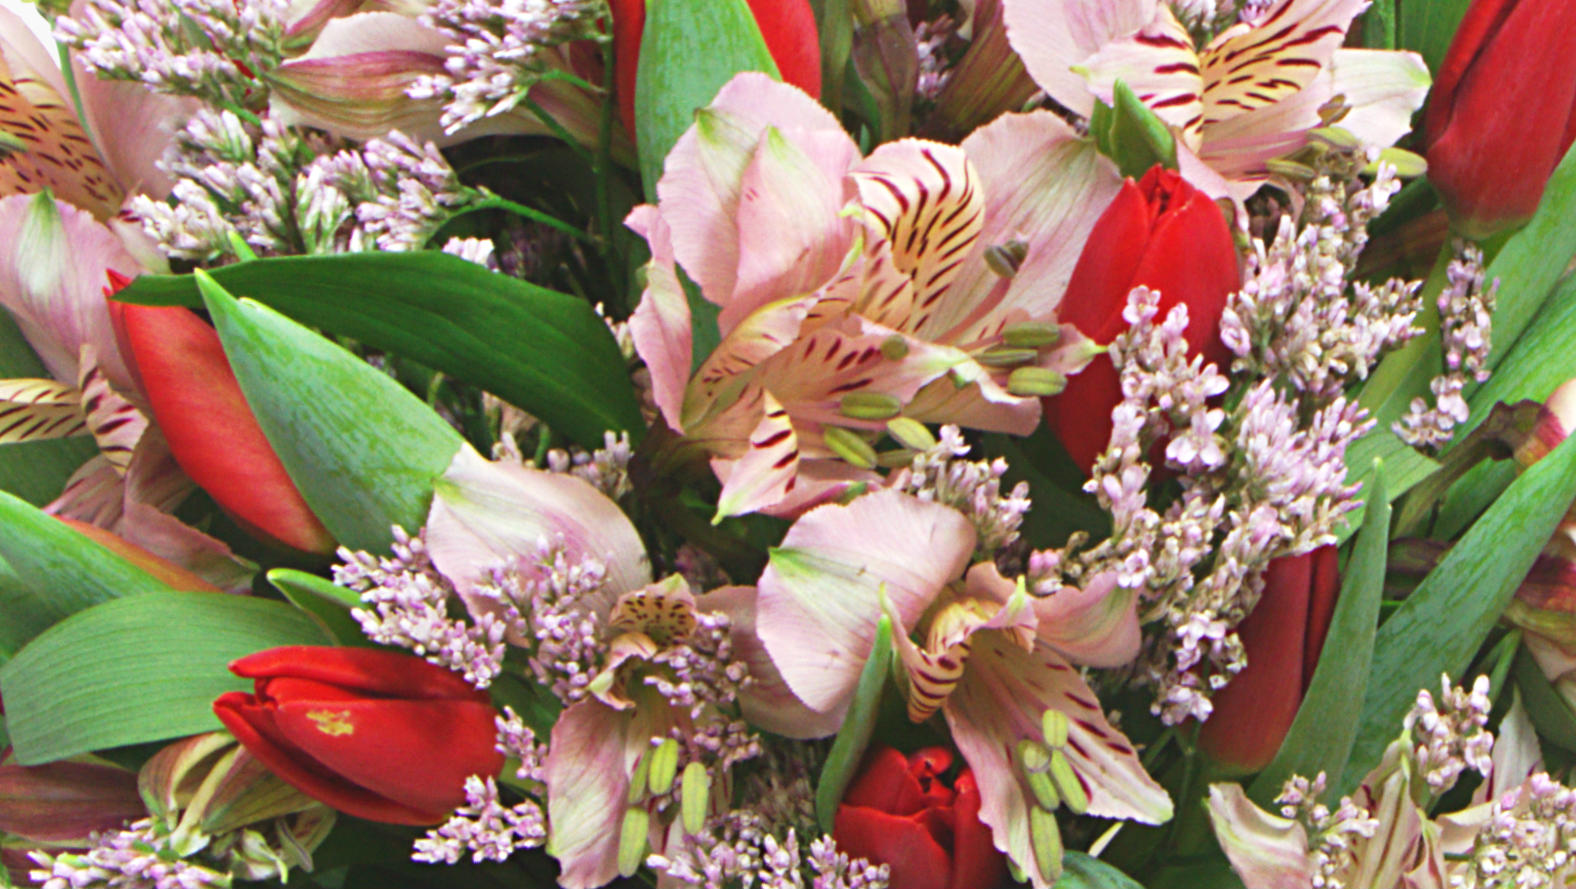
[754,490,1171,887]
[1001,0,1430,204]
[629,73,1121,519]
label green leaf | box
[0,556,54,665]
[268,568,375,648]
[1343,431,1576,786]
[1362,0,1398,49]
[113,252,642,448]
[1055,852,1146,889]
[635,0,780,198]
[1398,0,1471,77]
[1515,646,1576,752]
[1091,80,1179,179]
[810,0,852,115]
[1480,141,1576,371]
[0,307,96,506]
[0,490,177,624]
[196,271,463,553]
[0,591,329,764]
[1251,467,1389,802]
[815,614,892,833]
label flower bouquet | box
[3,0,1576,886]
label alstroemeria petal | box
[758,491,976,720]
[713,389,799,520]
[947,634,1170,885]
[1077,7,1203,138]
[850,139,984,335]
[1001,0,1162,118]
[0,378,87,443]
[625,205,692,432]
[1028,571,1141,668]
[655,73,858,316]
[1197,0,1366,127]
[426,444,651,601]
[75,353,145,475]
[698,584,844,738]
[0,194,138,392]
[545,699,659,889]
[1327,48,1431,153]
[1206,783,1315,889]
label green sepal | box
[814,614,893,833]
[1090,80,1179,180]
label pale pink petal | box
[1206,783,1314,889]
[901,364,1040,435]
[1327,48,1431,152]
[945,111,1123,344]
[0,6,69,102]
[545,700,649,889]
[1028,571,1141,668]
[1001,0,1161,117]
[1197,0,1365,126]
[44,454,123,527]
[948,634,1171,887]
[1198,75,1333,182]
[0,195,139,392]
[756,491,975,719]
[734,458,878,519]
[120,425,194,515]
[698,585,844,738]
[1077,7,1203,138]
[71,66,195,202]
[721,125,856,332]
[655,73,858,315]
[626,205,691,432]
[683,294,825,430]
[1479,691,1541,803]
[1176,141,1238,204]
[712,390,799,520]
[115,503,255,593]
[426,445,651,600]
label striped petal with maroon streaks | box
[0,377,87,443]
[1077,6,1206,143]
[850,140,984,337]
[1197,0,1366,130]
[0,59,119,219]
[714,389,800,520]
[76,358,146,475]
[897,636,972,723]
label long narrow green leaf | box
[0,591,328,764]
[1337,436,1435,543]
[1515,647,1576,752]
[1343,432,1576,786]
[815,615,892,833]
[1480,141,1576,370]
[0,491,176,623]
[114,252,642,448]
[1058,852,1146,889]
[268,568,376,648]
[635,0,779,197]
[1398,0,1470,74]
[1251,468,1389,802]
[0,307,95,505]
[197,272,463,553]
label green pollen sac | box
[627,747,652,804]
[1028,807,1065,885]
[681,762,710,834]
[1367,147,1428,178]
[886,417,937,452]
[1318,96,1351,126]
[1002,323,1061,349]
[0,131,27,156]
[1016,738,1053,774]
[839,392,904,421]
[1265,158,1319,182]
[824,426,879,470]
[617,807,650,877]
[977,347,1040,368]
[647,738,680,796]
[1007,367,1067,397]
[877,449,918,468]
[1026,767,1062,811]
[984,239,1029,278]
[1307,126,1362,151]
[1048,749,1089,815]
[880,335,910,360]
[1042,710,1070,750]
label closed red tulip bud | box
[609,0,821,141]
[1043,165,1239,473]
[1423,0,1576,239]
[108,300,335,555]
[1198,546,1340,774]
[213,646,504,825]
[833,747,1006,889]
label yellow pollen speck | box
[306,709,355,736]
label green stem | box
[523,95,596,167]
[1359,243,1455,426]
[464,195,598,246]
[594,34,617,262]
[56,44,94,150]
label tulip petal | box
[833,805,953,889]
[950,769,1009,889]
[1001,0,1161,118]
[625,205,692,432]
[947,634,1170,886]
[757,491,976,719]
[229,645,488,701]
[1206,783,1314,889]
[425,444,651,603]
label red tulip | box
[833,747,1006,889]
[1423,0,1576,238]
[213,646,504,825]
[1043,165,1239,473]
[108,299,334,555]
[1198,546,1340,774]
[609,0,821,141]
